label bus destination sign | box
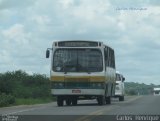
[58,41,98,47]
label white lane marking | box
[74,96,143,121]
[5,106,49,115]
[4,96,142,115]
[7,108,38,115]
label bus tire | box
[106,96,111,104]
[119,96,124,101]
[57,96,63,106]
[66,98,72,106]
[72,97,77,106]
[97,96,105,105]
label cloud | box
[0,0,33,10]
[0,0,160,84]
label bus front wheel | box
[97,96,105,105]
[57,96,64,106]
[106,96,111,104]
[66,98,72,106]
[119,96,124,101]
[72,97,78,106]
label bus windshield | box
[53,49,103,72]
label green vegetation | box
[15,98,53,105]
[0,70,54,107]
[0,93,15,107]
[0,70,159,107]
[125,82,159,95]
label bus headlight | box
[53,82,64,88]
[91,83,96,87]
[91,83,104,89]
[97,83,103,88]
[58,83,63,87]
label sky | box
[0,0,160,85]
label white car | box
[114,72,125,101]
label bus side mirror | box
[46,49,50,58]
[122,77,125,82]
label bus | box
[114,71,125,101]
[46,40,116,106]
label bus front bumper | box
[51,89,105,96]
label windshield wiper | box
[79,66,91,74]
[84,67,91,74]
[64,63,77,74]
[61,64,67,74]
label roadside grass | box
[0,97,56,108]
[14,97,56,105]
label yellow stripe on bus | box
[90,76,106,82]
[50,76,64,81]
[50,76,107,82]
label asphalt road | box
[0,95,160,121]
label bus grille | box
[65,78,90,88]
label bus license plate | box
[72,89,81,93]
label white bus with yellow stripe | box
[46,40,116,106]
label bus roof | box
[53,40,102,43]
[52,40,113,49]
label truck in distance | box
[153,88,160,96]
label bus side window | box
[104,48,107,68]
[113,51,115,68]
[112,50,115,68]
[104,47,109,67]
[108,48,111,67]
[109,49,115,69]
[105,47,115,68]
